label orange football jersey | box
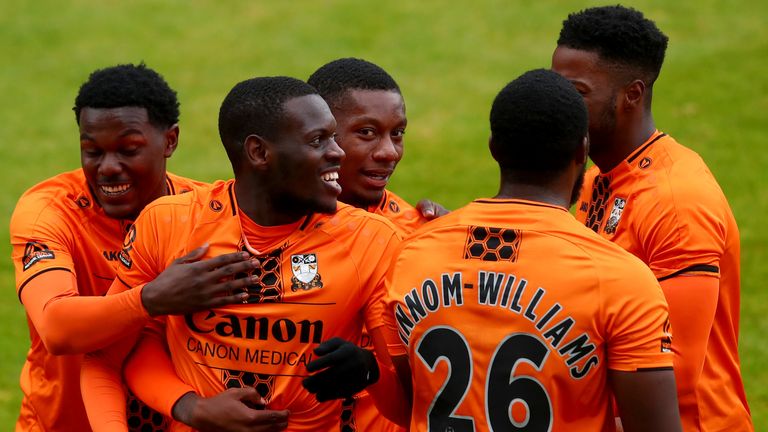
[113,180,401,431]
[368,189,429,236]
[574,131,752,431]
[9,168,203,432]
[384,198,673,431]
[345,188,426,432]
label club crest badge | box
[290,253,323,291]
[604,197,627,235]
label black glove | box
[302,337,379,401]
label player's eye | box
[358,128,376,138]
[392,128,406,138]
[120,147,140,156]
[82,148,102,157]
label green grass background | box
[1,0,765,428]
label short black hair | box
[489,69,587,179]
[73,63,179,128]
[307,58,400,106]
[218,76,318,169]
[558,5,668,85]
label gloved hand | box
[302,337,379,401]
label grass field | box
[1,0,766,429]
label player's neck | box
[234,181,306,227]
[494,182,571,209]
[592,116,656,172]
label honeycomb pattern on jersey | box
[126,392,169,432]
[463,226,522,262]
[234,245,283,303]
[221,369,276,402]
[339,397,358,432]
[586,175,611,233]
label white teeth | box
[322,172,339,182]
[100,184,131,195]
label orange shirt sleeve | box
[659,275,718,413]
[364,327,410,428]
[601,259,674,372]
[11,191,152,355]
[11,192,76,297]
[81,327,143,432]
[124,319,195,418]
[81,208,172,430]
[637,180,723,279]
[20,271,148,355]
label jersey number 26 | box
[416,327,552,432]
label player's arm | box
[19,246,256,355]
[20,269,148,355]
[658,274,718,407]
[637,186,726,413]
[365,326,411,427]
[81,329,142,432]
[124,325,289,432]
[609,369,681,432]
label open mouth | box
[361,169,393,188]
[321,171,342,194]
[99,183,132,196]
[322,171,339,183]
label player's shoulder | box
[140,179,230,220]
[645,134,723,198]
[377,189,429,233]
[580,225,654,273]
[637,133,731,223]
[317,202,402,238]
[165,171,209,194]
[11,169,92,226]
[394,201,478,253]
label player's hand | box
[141,244,260,316]
[302,337,379,401]
[416,199,450,220]
[172,389,289,432]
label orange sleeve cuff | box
[124,326,195,418]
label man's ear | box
[163,124,180,158]
[243,134,269,169]
[622,79,646,111]
[577,135,589,165]
[488,134,498,160]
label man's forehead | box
[337,89,404,115]
[282,94,335,128]
[79,106,151,128]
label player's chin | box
[313,198,338,214]
[101,201,141,220]
[357,187,385,207]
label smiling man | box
[306,58,427,235]
[81,76,403,431]
[306,57,428,432]
[9,64,254,432]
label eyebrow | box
[118,128,145,138]
[80,128,145,141]
[351,115,407,126]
